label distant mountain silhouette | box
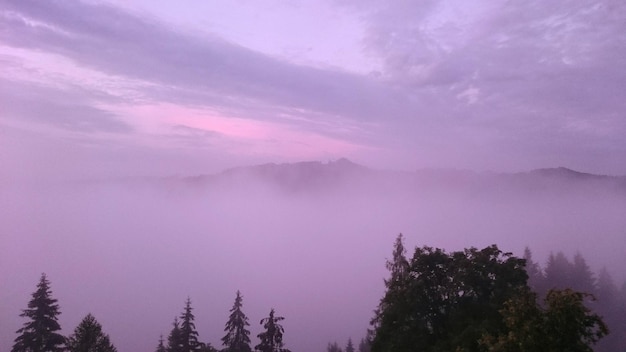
[179,159,626,195]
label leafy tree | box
[66,314,117,352]
[12,273,66,352]
[179,298,200,352]
[167,317,184,352]
[222,291,252,352]
[255,309,290,352]
[371,243,528,352]
[345,338,355,352]
[481,288,608,352]
[156,335,167,352]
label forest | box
[10,235,626,352]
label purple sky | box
[1,0,625,182]
[2,1,626,352]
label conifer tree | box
[327,342,342,352]
[66,314,117,352]
[345,338,355,352]
[167,317,184,352]
[156,335,168,352]
[255,309,290,352]
[12,273,65,352]
[222,291,252,352]
[179,298,200,352]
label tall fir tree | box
[167,317,184,352]
[221,291,252,352]
[327,342,342,352]
[523,247,546,296]
[255,309,290,352]
[66,314,117,352]
[12,273,65,352]
[179,298,200,352]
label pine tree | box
[345,338,355,352]
[327,342,342,352]
[523,247,546,296]
[156,335,167,352]
[179,298,200,352]
[357,338,371,352]
[222,291,252,352]
[571,252,596,294]
[255,309,290,352]
[167,317,184,352]
[11,273,65,352]
[66,314,117,352]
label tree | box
[370,243,528,352]
[345,338,355,352]
[66,314,117,352]
[481,289,608,352]
[327,342,342,352]
[222,291,252,352]
[523,247,546,296]
[357,338,370,352]
[156,335,167,352]
[179,298,200,352]
[255,309,290,352]
[167,318,184,352]
[12,273,66,352]
[570,252,596,295]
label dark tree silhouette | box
[156,335,167,352]
[11,273,65,352]
[222,291,252,352]
[167,317,184,352]
[255,309,290,352]
[66,314,117,352]
[345,338,355,352]
[179,298,200,352]
[327,342,342,352]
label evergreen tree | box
[370,234,410,338]
[222,291,252,352]
[327,342,342,352]
[167,318,184,352]
[179,298,200,352]
[345,338,355,352]
[523,247,546,296]
[156,335,167,352]
[357,338,370,352]
[66,314,117,352]
[545,251,572,290]
[12,273,65,352]
[255,309,290,352]
[571,252,596,294]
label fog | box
[2,165,625,352]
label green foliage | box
[255,309,290,352]
[66,314,117,352]
[481,289,608,352]
[222,291,252,352]
[11,273,66,352]
[371,238,528,352]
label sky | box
[1,0,625,182]
[2,1,626,352]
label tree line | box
[11,237,626,352]
[366,234,625,352]
[10,275,290,352]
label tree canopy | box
[12,273,66,352]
